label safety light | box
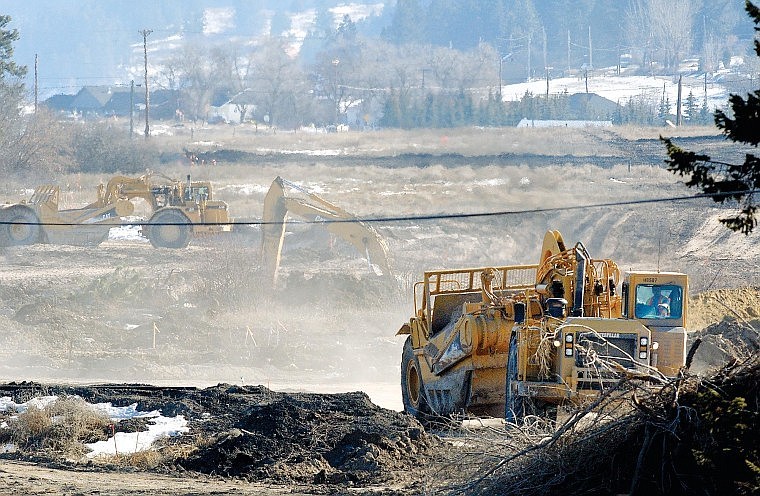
[638,335,650,360]
[563,333,574,357]
[652,342,659,351]
[553,340,561,348]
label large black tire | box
[0,206,41,247]
[147,210,191,249]
[401,336,429,418]
[505,331,527,423]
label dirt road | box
[0,460,300,496]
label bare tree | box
[208,43,255,123]
[427,45,459,90]
[625,0,696,73]
[160,43,226,122]
[0,87,69,178]
[624,0,654,69]
[648,0,696,72]
[248,38,307,128]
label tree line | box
[151,12,721,130]
[384,0,752,77]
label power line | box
[1,189,756,228]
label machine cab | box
[622,271,688,376]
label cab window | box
[634,284,683,319]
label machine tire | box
[401,336,429,419]
[0,206,40,246]
[147,210,191,249]
[505,331,527,423]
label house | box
[69,86,131,116]
[43,86,178,120]
[344,98,384,129]
[209,89,258,124]
[42,93,76,114]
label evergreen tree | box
[662,1,760,234]
[0,15,26,82]
[380,89,400,128]
[684,90,698,124]
[336,14,357,42]
[382,0,426,45]
[698,98,711,125]
[658,95,671,121]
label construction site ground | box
[0,127,758,494]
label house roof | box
[43,93,76,111]
[44,86,179,117]
[211,89,258,108]
[71,86,131,110]
[517,118,613,128]
[567,92,618,117]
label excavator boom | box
[260,176,391,284]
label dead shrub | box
[105,450,164,470]
[8,405,53,444]
[7,396,111,457]
[95,435,199,470]
[433,350,759,496]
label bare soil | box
[0,383,437,494]
[1,127,758,494]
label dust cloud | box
[1,155,758,407]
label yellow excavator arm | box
[260,176,391,284]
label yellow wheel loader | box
[397,230,688,421]
[0,173,232,248]
[260,176,391,284]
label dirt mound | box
[688,287,760,331]
[181,390,435,485]
[688,318,760,374]
[0,383,437,490]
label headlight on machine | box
[638,336,649,360]
[564,333,574,357]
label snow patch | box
[501,74,728,112]
[86,414,189,457]
[108,216,146,242]
[0,395,58,413]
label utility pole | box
[588,26,593,71]
[542,26,547,75]
[34,54,38,114]
[585,69,589,93]
[527,33,532,81]
[567,30,571,75]
[130,80,135,138]
[676,74,683,126]
[140,29,152,139]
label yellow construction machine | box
[260,176,391,284]
[397,230,688,421]
[0,173,231,248]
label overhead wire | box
[0,189,756,227]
